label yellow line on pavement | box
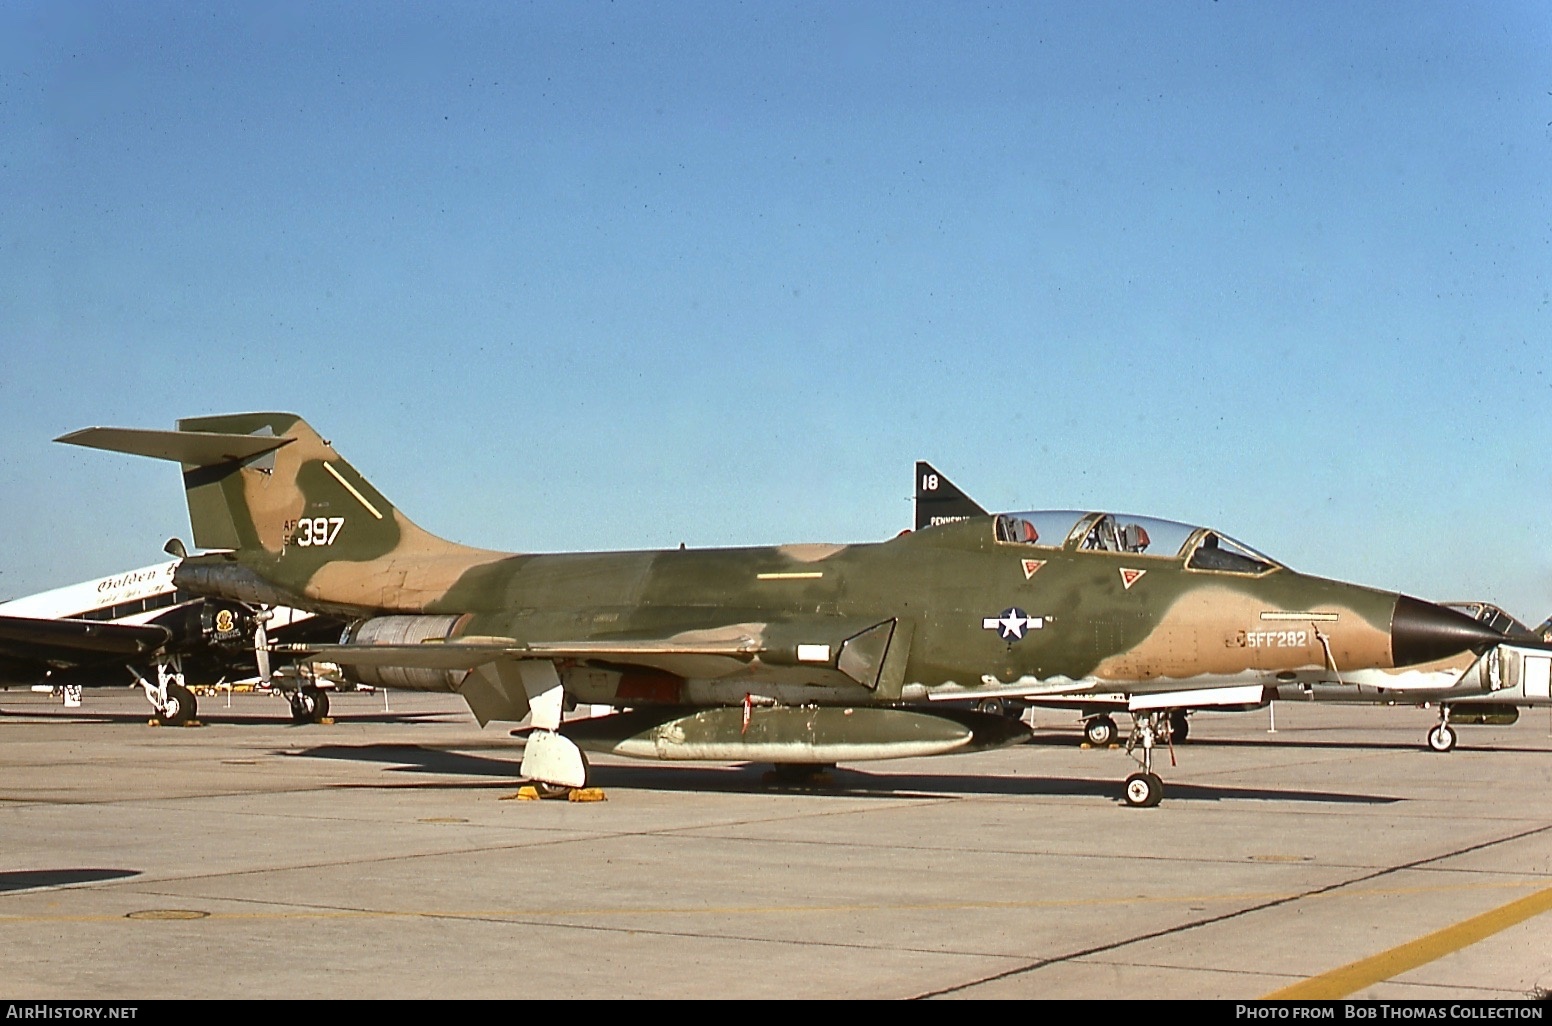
[1263,884,1552,999]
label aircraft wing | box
[0,614,172,665]
[924,680,1103,702]
[1125,685,1270,711]
[926,682,1272,710]
[273,635,763,673]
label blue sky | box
[2,1,1550,620]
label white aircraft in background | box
[911,462,1551,753]
[0,550,345,725]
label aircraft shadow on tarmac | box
[0,704,451,727]
[1089,734,1552,757]
[0,868,140,893]
[0,708,156,725]
[295,743,529,787]
[290,742,1401,805]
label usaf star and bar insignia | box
[983,607,1044,641]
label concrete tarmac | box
[2,687,1549,1001]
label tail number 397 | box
[289,517,345,546]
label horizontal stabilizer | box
[56,427,291,467]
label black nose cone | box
[1392,595,1508,667]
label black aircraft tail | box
[914,461,987,531]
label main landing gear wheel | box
[1084,716,1118,747]
[1123,772,1163,808]
[1427,723,1457,753]
[288,686,330,724]
[1168,711,1190,743]
[159,682,197,726]
[976,698,1009,717]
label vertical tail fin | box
[57,413,495,611]
[914,461,987,530]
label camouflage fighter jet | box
[911,464,1552,754]
[57,414,1505,807]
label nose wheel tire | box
[1084,716,1118,747]
[1426,724,1457,753]
[1123,772,1164,808]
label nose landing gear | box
[1426,706,1457,753]
[1121,711,1177,808]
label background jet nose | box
[1391,595,1506,667]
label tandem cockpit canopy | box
[992,510,1281,575]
